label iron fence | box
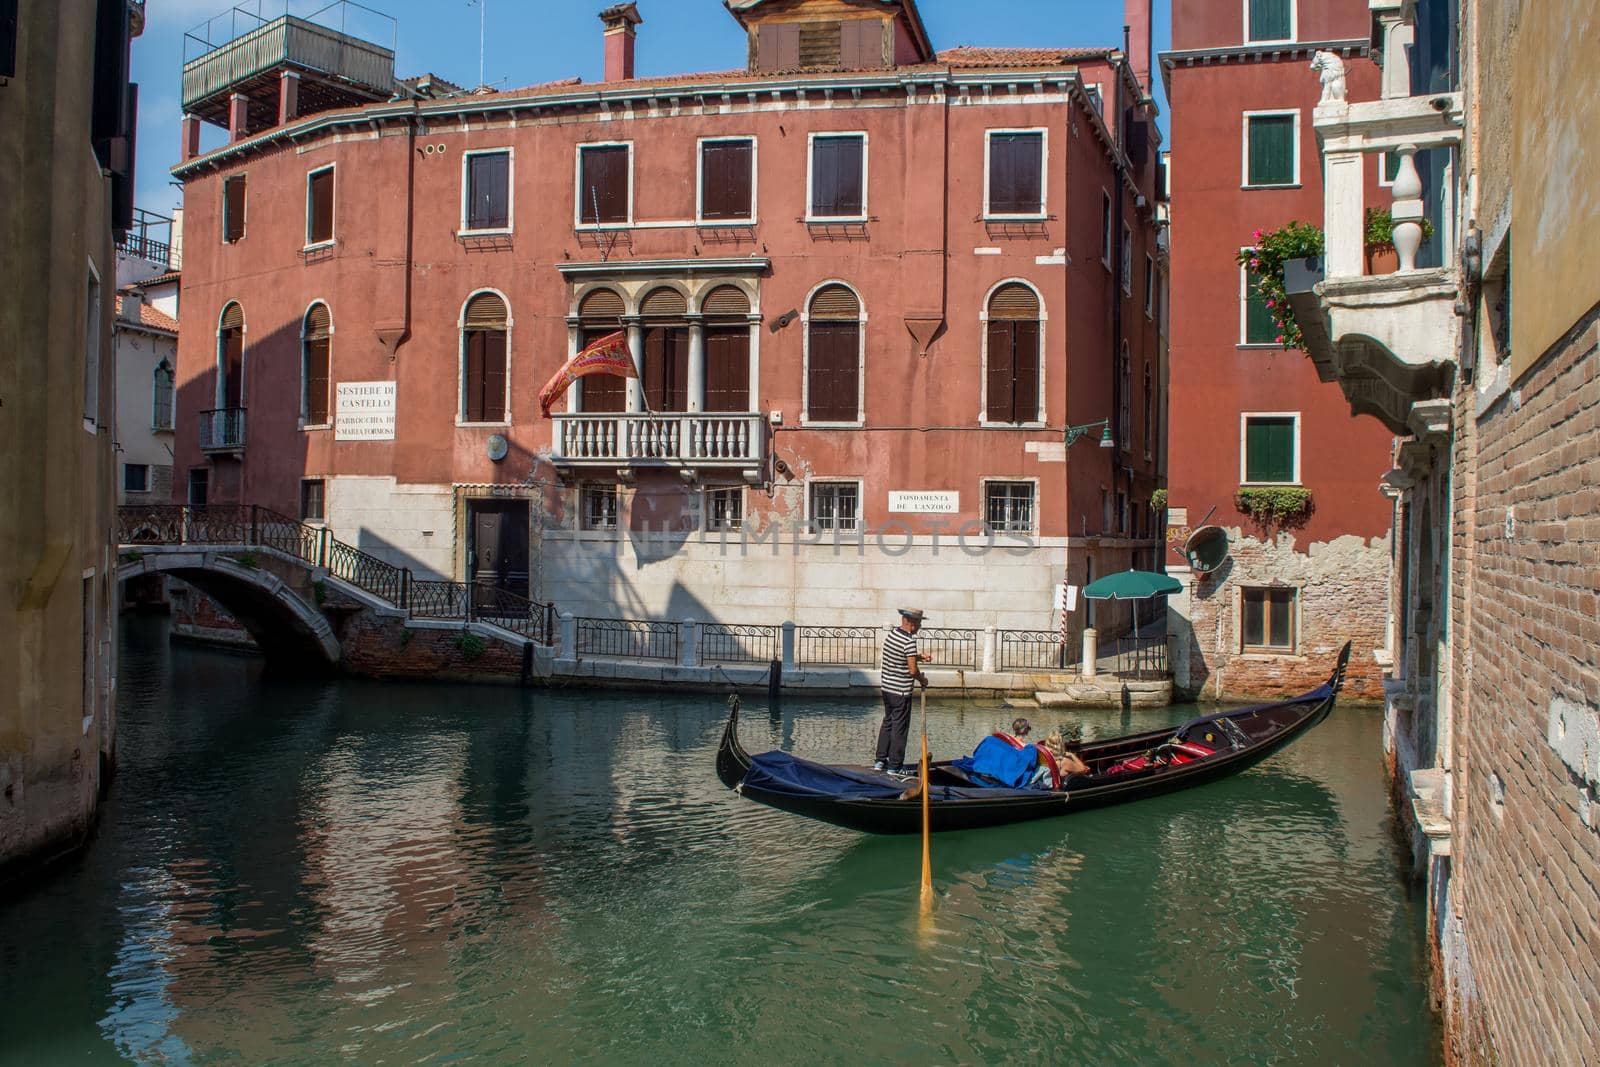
[998,629,1078,672]
[325,537,407,605]
[701,623,778,665]
[1113,635,1172,679]
[409,579,469,619]
[576,617,678,660]
[797,625,879,667]
[471,583,556,646]
[915,627,979,670]
[199,407,246,451]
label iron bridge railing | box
[575,617,678,660]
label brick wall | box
[1449,310,1600,1064]
[1175,529,1389,701]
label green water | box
[0,618,1440,1064]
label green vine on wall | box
[1235,487,1314,528]
[455,631,487,660]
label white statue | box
[1311,50,1348,106]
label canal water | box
[0,618,1440,1064]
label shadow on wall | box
[1179,555,1234,697]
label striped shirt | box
[881,627,920,695]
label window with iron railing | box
[583,484,618,531]
[706,487,743,532]
[809,481,859,532]
[984,481,1034,533]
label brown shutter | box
[702,285,750,318]
[988,283,1039,319]
[701,140,752,221]
[808,321,858,422]
[988,134,1043,214]
[986,320,1015,422]
[221,328,243,408]
[581,146,628,224]
[224,176,246,242]
[464,330,486,422]
[809,284,860,320]
[810,136,863,217]
[220,302,244,330]
[757,22,801,71]
[705,326,750,412]
[464,291,508,328]
[643,326,688,411]
[840,19,883,68]
[579,288,625,322]
[308,169,333,242]
[482,329,506,421]
[304,302,331,339]
[305,337,330,424]
[640,287,687,319]
[1012,319,1039,422]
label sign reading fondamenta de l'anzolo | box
[335,382,396,440]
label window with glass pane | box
[1241,586,1296,650]
[1243,261,1277,344]
[579,145,629,224]
[187,468,208,505]
[466,151,509,230]
[583,485,618,530]
[1244,415,1296,483]
[984,482,1034,533]
[300,479,325,522]
[306,167,334,243]
[810,482,859,531]
[1246,114,1295,186]
[810,134,865,218]
[1100,192,1112,264]
[987,132,1043,215]
[123,464,148,492]
[1247,0,1292,42]
[152,360,174,429]
[706,487,743,531]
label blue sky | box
[132,0,1172,219]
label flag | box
[538,330,635,416]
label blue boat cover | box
[742,751,1046,802]
[952,735,1038,788]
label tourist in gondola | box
[874,607,932,776]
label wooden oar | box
[918,684,933,912]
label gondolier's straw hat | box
[898,608,926,623]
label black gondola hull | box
[717,643,1351,835]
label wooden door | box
[469,500,529,599]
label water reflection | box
[0,618,1438,1065]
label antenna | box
[467,0,486,88]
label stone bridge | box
[116,505,556,675]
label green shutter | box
[1246,417,1296,483]
[1384,152,1402,183]
[1245,266,1278,344]
[1247,115,1295,186]
[1249,0,1291,42]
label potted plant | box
[1364,207,1436,275]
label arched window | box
[985,283,1040,423]
[640,286,689,412]
[217,302,244,409]
[303,302,331,425]
[806,284,861,423]
[461,292,508,423]
[1142,361,1153,458]
[577,288,626,413]
[702,286,751,413]
[152,359,174,430]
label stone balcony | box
[551,411,766,477]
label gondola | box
[716,641,1352,835]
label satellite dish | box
[486,434,509,462]
[1184,525,1229,574]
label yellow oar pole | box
[919,684,933,911]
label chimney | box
[1125,0,1153,98]
[599,3,643,82]
[119,289,144,324]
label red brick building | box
[170,0,1166,637]
[1161,0,1393,699]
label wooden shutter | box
[1012,319,1039,422]
[1249,0,1291,40]
[304,302,331,339]
[468,152,509,229]
[808,321,859,422]
[1244,267,1277,343]
[464,330,486,422]
[308,168,333,242]
[305,337,330,423]
[464,291,508,328]
[810,136,863,217]
[640,287,687,319]
[988,283,1039,320]
[643,326,687,411]
[705,326,750,412]
[1247,115,1294,186]
[579,330,625,412]
[581,146,628,223]
[798,20,842,67]
[840,18,883,68]
[702,285,750,318]
[220,302,244,330]
[221,327,243,408]
[757,22,800,71]
[224,176,247,242]
[482,329,506,421]
[986,320,1016,422]
[809,284,860,320]
[579,288,625,322]
[1245,417,1295,482]
[701,140,752,221]
[988,133,1043,215]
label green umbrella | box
[1082,570,1181,673]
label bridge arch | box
[117,550,341,667]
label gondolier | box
[874,608,932,775]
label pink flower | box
[1254,229,1263,240]
[1276,334,1285,343]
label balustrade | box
[553,412,763,465]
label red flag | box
[538,330,635,416]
